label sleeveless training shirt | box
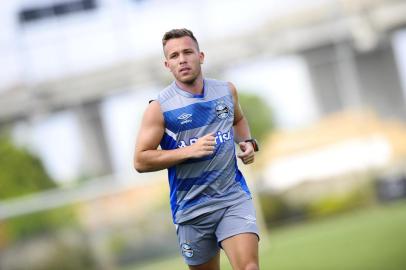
[157,78,251,224]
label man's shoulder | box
[205,78,233,98]
[205,78,229,88]
[157,82,176,104]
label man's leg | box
[215,199,260,270]
[177,209,226,269]
[188,251,220,270]
[221,233,259,270]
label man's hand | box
[237,141,255,164]
[188,133,216,158]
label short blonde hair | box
[162,28,199,50]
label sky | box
[2,0,406,183]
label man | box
[134,28,260,270]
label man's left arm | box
[228,82,255,165]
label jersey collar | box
[173,80,206,98]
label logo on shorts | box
[215,101,229,119]
[181,243,194,258]
[245,215,256,225]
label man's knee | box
[244,262,259,270]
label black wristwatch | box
[245,139,259,152]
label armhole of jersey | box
[149,98,167,149]
[225,82,237,122]
[225,82,232,95]
[225,82,236,104]
[151,98,167,131]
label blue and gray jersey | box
[157,78,251,224]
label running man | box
[134,28,260,270]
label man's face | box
[164,36,204,84]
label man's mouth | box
[179,67,191,73]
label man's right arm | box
[133,100,215,173]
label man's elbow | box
[133,156,148,173]
[134,162,145,173]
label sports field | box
[128,200,406,270]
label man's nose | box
[179,53,187,63]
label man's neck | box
[175,75,204,95]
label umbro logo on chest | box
[177,113,192,125]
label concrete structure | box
[303,41,406,119]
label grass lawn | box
[126,200,406,270]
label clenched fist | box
[188,133,216,158]
[237,141,255,164]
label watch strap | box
[244,139,259,152]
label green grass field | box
[128,200,406,270]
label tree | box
[0,136,55,200]
[238,92,274,141]
[0,135,75,244]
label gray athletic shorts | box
[176,198,259,266]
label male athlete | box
[134,28,260,270]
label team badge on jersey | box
[181,243,194,258]
[215,101,229,119]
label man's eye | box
[170,54,178,59]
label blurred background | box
[1,0,406,269]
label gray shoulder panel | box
[157,84,177,110]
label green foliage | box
[2,232,97,270]
[0,136,55,199]
[306,183,375,218]
[32,238,97,270]
[258,182,375,227]
[238,92,273,141]
[258,193,306,226]
[5,207,77,242]
[0,135,76,243]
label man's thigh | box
[177,210,225,267]
[221,233,259,270]
[216,199,260,269]
[216,198,259,245]
[188,251,220,270]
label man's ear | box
[199,52,205,64]
[164,60,169,69]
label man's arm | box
[133,100,216,173]
[228,82,255,165]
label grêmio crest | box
[215,101,230,119]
